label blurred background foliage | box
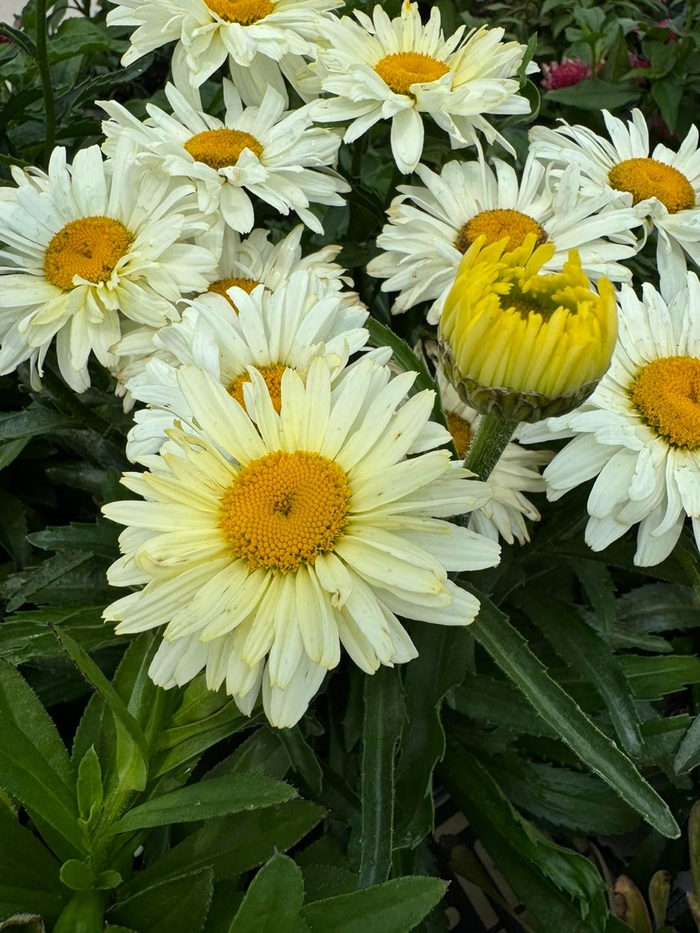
[2,0,700,931]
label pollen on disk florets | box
[374,51,450,95]
[227,363,286,412]
[631,355,700,448]
[184,128,264,170]
[456,209,547,255]
[205,0,274,22]
[44,216,133,290]
[219,449,351,572]
[608,157,696,213]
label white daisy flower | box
[433,362,551,545]
[521,272,700,566]
[103,356,500,728]
[198,222,350,298]
[106,0,341,90]
[123,268,372,465]
[0,144,216,392]
[367,154,642,323]
[529,109,700,294]
[110,223,352,404]
[309,0,537,174]
[100,81,349,243]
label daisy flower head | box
[521,272,700,567]
[103,356,500,728]
[100,80,349,245]
[529,109,700,293]
[439,235,618,423]
[199,222,349,297]
[109,224,353,405]
[124,267,371,465]
[432,359,551,545]
[367,154,641,323]
[106,0,342,90]
[0,143,216,392]
[309,0,537,174]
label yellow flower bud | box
[438,234,618,422]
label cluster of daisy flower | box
[2,0,700,724]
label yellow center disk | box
[608,157,696,213]
[205,0,274,23]
[631,355,700,448]
[43,216,133,290]
[219,449,351,571]
[374,51,450,95]
[184,128,264,170]
[445,410,473,459]
[456,209,547,254]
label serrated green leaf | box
[4,550,94,612]
[395,627,472,847]
[76,746,103,825]
[621,654,700,699]
[359,666,404,888]
[119,801,324,895]
[301,877,447,933]
[230,855,304,933]
[112,868,214,933]
[517,593,642,756]
[27,522,118,558]
[109,773,297,834]
[277,726,322,797]
[52,627,148,797]
[468,592,679,838]
[0,606,121,666]
[441,744,607,933]
[0,407,77,441]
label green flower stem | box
[34,0,56,163]
[463,412,519,481]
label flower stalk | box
[463,413,519,481]
[34,0,56,163]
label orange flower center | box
[374,51,450,95]
[456,209,547,254]
[43,216,132,290]
[631,355,700,448]
[219,449,351,571]
[184,128,264,170]
[228,362,286,413]
[608,158,695,213]
[205,0,274,23]
[208,276,259,311]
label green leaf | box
[301,877,447,933]
[4,550,94,612]
[0,407,77,441]
[621,655,700,699]
[469,592,680,838]
[517,593,642,756]
[0,437,30,472]
[0,490,30,569]
[0,606,121,667]
[493,759,640,836]
[651,79,683,133]
[0,22,36,57]
[27,522,118,558]
[395,627,473,846]
[544,77,640,109]
[76,746,103,826]
[119,800,324,895]
[0,658,73,784]
[616,584,700,632]
[450,673,555,737]
[675,713,700,774]
[112,868,214,933]
[441,744,607,933]
[108,773,297,834]
[59,860,95,892]
[52,627,148,794]
[278,727,323,797]
[359,666,404,888]
[47,18,117,63]
[0,802,66,922]
[230,855,304,933]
